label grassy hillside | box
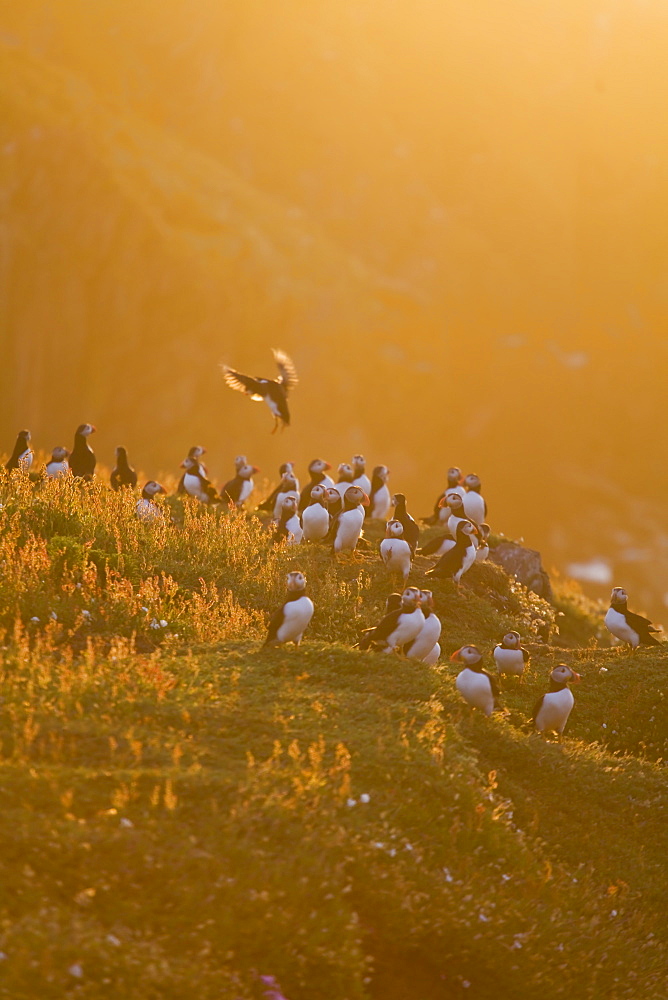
[0,469,666,999]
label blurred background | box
[1,1,667,619]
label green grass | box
[0,469,666,999]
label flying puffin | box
[263,571,314,647]
[136,481,167,522]
[358,593,402,650]
[334,463,355,498]
[391,493,420,554]
[5,430,33,472]
[426,521,478,584]
[180,456,219,504]
[273,495,303,545]
[462,473,487,525]
[70,424,96,479]
[367,465,392,520]
[424,467,465,524]
[331,485,369,554]
[451,645,501,716]
[221,348,298,433]
[404,590,442,663]
[221,463,259,507]
[301,484,330,542]
[493,631,530,679]
[299,459,334,511]
[351,455,372,495]
[604,587,662,649]
[257,462,299,514]
[110,447,138,490]
[531,664,580,740]
[45,447,69,478]
[379,520,412,585]
[358,587,425,653]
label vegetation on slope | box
[0,469,666,999]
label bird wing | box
[419,533,453,556]
[221,366,266,400]
[221,476,241,504]
[481,669,501,700]
[624,609,660,633]
[264,605,286,645]
[521,647,530,662]
[530,693,546,723]
[272,349,298,391]
[367,609,403,644]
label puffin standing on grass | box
[351,455,372,495]
[331,485,368,554]
[221,348,298,433]
[493,631,530,679]
[367,466,392,520]
[424,467,465,524]
[5,430,33,472]
[45,447,70,478]
[391,493,420,554]
[426,520,478,584]
[257,462,299,514]
[110,447,138,490]
[180,456,219,504]
[379,520,412,585]
[273,495,303,545]
[358,587,425,653]
[451,645,501,716]
[263,571,314,647]
[358,593,402,650]
[221,462,259,507]
[301,484,330,542]
[462,473,487,525]
[604,587,662,649]
[404,590,441,663]
[531,664,580,740]
[136,481,167,522]
[334,463,355,498]
[299,459,334,511]
[271,473,300,519]
[70,424,96,479]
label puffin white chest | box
[463,492,485,524]
[406,613,442,660]
[136,499,163,523]
[380,538,412,575]
[535,688,574,734]
[273,489,299,519]
[18,450,33,472]
[353,473,372,495]
[276,596,314,643]
[371,484,391,520]
[334,481,354,498]
[46,461,69,478]
[494,647,526,676]
[183,472,208,502]
[301,503,329,541]
[454,542,477,582]
[456,668,495,716]
[447,513,468,538]
[384,608,425,650]
[604,607,639,647]
[284,514,303,544]
[238,478,254,505]
[334,508,365,551]
[422,642,441,665]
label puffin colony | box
[5,348,664,742]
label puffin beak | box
[158,486,167,494]
[324,462,332,470]
[449,648,462,662]
[252,466,260,474]
[438,497,447,508]
[361,493,370,507]
[571,671,582,684]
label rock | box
[489,542,553,600]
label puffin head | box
[501,631,521,648]
[189,445,206,459]
[337,463,354,482]
[457,520,477,540]
[51,446,69,462]
[400,587,421,610]
[419,589,434,610]
[385,593,403,613]
[325,487,342,507]
[391,492,406,507]
[115,446,128,460]
[181,456,198,471]
[280,474,298,491]
[286,571,307,592]
[464,473,482,492]
[373,465,389,482]
[239,464,259,479]
[279,461,295,476]
[479,523,491,541]
[18,429,31,442]
[447,466,462,485]
[352,454,366,474]
[143,480,166,498]
[550,664,581,685]
[610,587,628,606]
[441,491,464,511]
[344,485,369,508]
[280,495,298,515]
[310,458,331,474]
[75,423,96,437]
[385,519,404,538]
[310,483,328,503]
[234,454,247,471]
[450,644,482,665]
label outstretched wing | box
[273,349,298,391]
[221,366,266,401]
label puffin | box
[299,459,334,511]
[424,467,465,524]
[136,481,167,522]
[221,348,298,433]
[367,465,392,520]
[531,664,581,740]
[475,523,491,563]
[325,486,343,521]
[5,430,33,472]
[358,593,402,650]
[45,447,70,478]
[604,587,662,649]
[462,473,487,525]
[417,531,456,559]
[359,587,425,653]
[110,447,138,490]
[263,571,314,647]
[180,456,219,504]
[271,473,300,519]
[426,520,477,583]
[404,590,441,663]
[493,631,530,679]
[331,485,369,554]
[379,520,412,585]
[273,495,303,545]
[391,493,420,554]
[177,447,208,493]
[451,645,500,716]
[351,455,372,495]
[257,462,299,514]
[70,424,96,479]
[300,483,330,542]
[221,463,259,507]
[334,463,355,498]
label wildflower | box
[30,616,40,623]
[602,723,607,729]
[159,620,168,628]
[81,610,91,619]
[68,963,84,978]
[119,817,134,829]
[611,910,618,917]
[50,611,58,620]
[359,793,370,804]
[106,934,121,947]
[346,798,357,808]
[599,666,608,674]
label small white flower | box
[159,620,168,628]
[599,667,608,674]
[141,607,148,612]
[346,798,357,808]
[443,868,454,882]
[404,843,413,851]
[30,617,40,623]
[478,912,490,922]
[602,723,607,729]
[119,817,134,829]
[68,963,84,978]
[359,793,370,804]
[50,612,58,620]
[501,874,511,882]
[462,981,471,989]
[106,934,121,947]
[371,841,385,849]
[388,848,396,857]
[610,909,618,917]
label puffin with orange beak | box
[221,462,260,507]
[451,645,501,716]
[331,485,369,554]
[531,664,581,741]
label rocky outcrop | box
[489,542,553,601]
